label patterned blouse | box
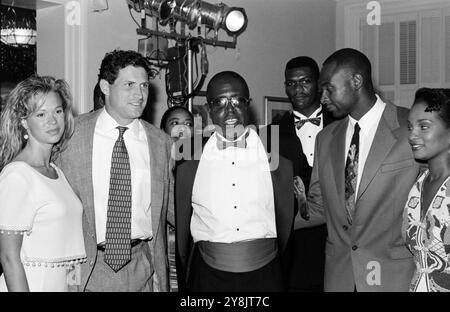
[403,169,450,292]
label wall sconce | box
[0,5,36,47]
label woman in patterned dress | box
[404,88,450,292]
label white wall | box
[38,0,336,126]
[36,4,65,81]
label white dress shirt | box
[190,128,277,243]
[345,94,386,198]
[293,107,323,167]
[92,109,152,244]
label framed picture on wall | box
[264,96,292,125]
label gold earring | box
[24,133,29,140]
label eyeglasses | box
[209,96,250,111]
[284,78,313,88]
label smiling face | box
[320,63,357,119]
[207,73,250,140]
[164,108,194,141]
[101,65,149,125]
[408,100,450,162]
[285,66,319,116]
[22,91,65,147]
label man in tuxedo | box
[58,50,174,291]
[175,71,294,291]
[298,48,419,291]
[273,56,335,292]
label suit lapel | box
[331,118,348,207]
[278,112,296,135]
[357,103,398,200]
[277,113,305,169]
[270,157,293,253]
[144,124,164,238]
[80,113,100,236]
[322,109,335,127]
[260,127,293,253]
[176,160,199,270]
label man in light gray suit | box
[58,50,174,291]
[297,48,419,291]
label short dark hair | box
[98,50,150,84]
[206,71,249,102]
[414,88,450,128]
[285,56,320,80]
[93,82,104,111]
[160,105,193,132]
[323,48,373,90]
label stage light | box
[126,0,171,20]
[163,0,247,35]
[127,0,247,36]
[224,8,246,34]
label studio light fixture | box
[0,5,37,47]
[126,0,247,47]
[126,0,248,110]
[162,0,247,36]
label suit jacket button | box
[343,225,348,231]
[352,245,358,251]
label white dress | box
[0,162,86,292]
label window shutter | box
[421,15,441,84]
[378,22,395,85]
[400,21,417,84]
[360,19,376,67]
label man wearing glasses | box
[175,71,294,291]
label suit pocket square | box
[381,159,414,173]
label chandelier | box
[1,5,37,47]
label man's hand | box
[294,176,309,220]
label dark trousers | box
[187,245,285,292]
[287,225,326,292]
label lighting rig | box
[127,0,247,110]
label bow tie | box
[294,116,321,129]
[216,131,249,150]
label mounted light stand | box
[136,26,237,49]
[127,0,246,110]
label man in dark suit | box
[273,56,336,292]
[297,48,419,291]
[175,71,294,292]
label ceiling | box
[0,0,60,10]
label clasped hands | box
[293,176,309,221]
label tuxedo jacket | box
[174,134,294,288]
[274,109,336,194]
[306,101,419,291]
[57,109,174,292]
